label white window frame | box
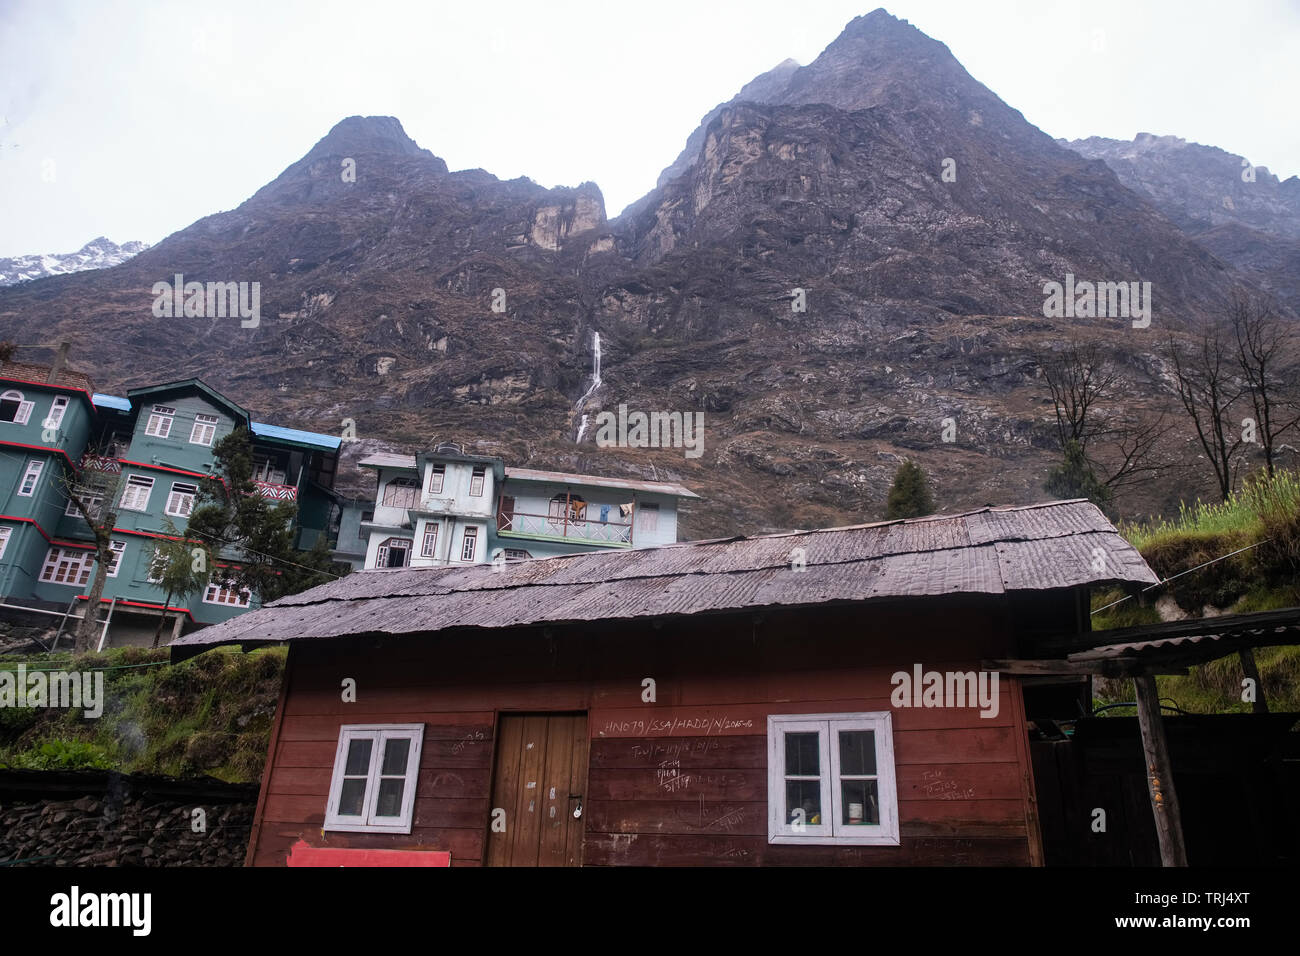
[65,491,104,520]
[145,405,175,438]
[104,540,127,578]
[324,724,424,833]
[468,465,485,498]
[189,413,218,446]
[427,464,445,495]
[39,546,95,587]
[420,523,439,558]
[0,526,11,560]
[18,459,43,497]
[165,481,198,517]
[375,537,412,569]
[1,390,33,425]
[382,476,419,509]
[43,395,69,430]
[119,474,155,511]
[767,712,899,846]
[461,526,477,562]
[203,580,252,607]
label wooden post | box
[1133,674,1188,866]
[1238,649,1268,713]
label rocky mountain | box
[0,237,150,287]
[0,9,1287,537]
[1065,133,1300,311]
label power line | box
[1092,537,1270,615]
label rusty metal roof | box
[171,499,1157,653]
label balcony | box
[80,454,121,474]
[253,480,298,502]
[497,509,633,547]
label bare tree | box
[1166,322,1248,501]
[1230,292,1300,477]
[1037,338,1174,496]
[59,468,123,653]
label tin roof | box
[359,452,418,470]
[172,499,1157,654]
[505,467,699,499]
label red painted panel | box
[286,840,450,867]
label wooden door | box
[487,713,588,866]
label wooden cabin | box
[172,500,1157,866]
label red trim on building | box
[0,375,96,410]
[0,515,95,548]
[0,440,78,468]
[74,595,196,620]
[118,458,213,480]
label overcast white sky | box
[0,0,1296,257]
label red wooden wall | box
[245,599,1043,866]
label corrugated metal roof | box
[250,421,341,450]
[505,467,700,498]
[359,452,417,469]
[173,499,1157,653]
[92,393,131,411]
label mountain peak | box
[304,115,433,162]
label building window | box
[461,526,478,562]
[189,414,218,446]
[0,390,33,425]
[358,510,373,541]
[469,465,485,497]
[636,502,660,534]
[252,457,287,484]
[382,476,419,509]
[165,482,198,517]
[43,396,69,430]
[503,548,531,562]
[203,580,252,607]
[147,548,165,584]
[65,491,104,520]
[766,712,899,846]
[0,526,11,560]
[119,474,155,511]
[39,547,94,587]
[18,460,43,497]
[324,724,423,834]
[104,540,127,578]
[376,537,412,568]
[428,464,445,495]
[420,524,439,558]
[144,405,175,438]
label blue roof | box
[250,421,342,450]
[92,393,132,411]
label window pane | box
[841,779,880,826]
[785,780,821,826]
[381,737,410,775]
[344,738,372,775]
[338,778,367,816]
[838,730,877,776]
[375,778,405,817]
[784,732,819,776]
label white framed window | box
[376,537,412,569]
[503,548,531,562]
[461,526,478,561]
[0,390,33,425]
[0,526,11,560]
[39,546,94,587]
[189,413,218,446]
[43,396,69,430]
[252,457,286,484]
[382,476,419,509]
[767,712,899,846]
[636,502,660,533]
[119,474,154,511]
[65,491,104,520]
[104,540,127,578]
[18,459,43,496]
[324,724,423,833]
[147,548,165,584]
[144,404,175,438]
[165,481,198,517]
[427,464,445,495]
[203,580,251,607]
[469,465,485,497]
[420,524,439,558]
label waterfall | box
[573,331,602,442]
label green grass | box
[0,645,284,782]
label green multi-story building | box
[0,356,340,647]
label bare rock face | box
[0,15,1287,534]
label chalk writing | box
[450,730,486,755]
[919,769,976,801]
[597,713,756,738]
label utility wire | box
[1092,537,1270,615]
